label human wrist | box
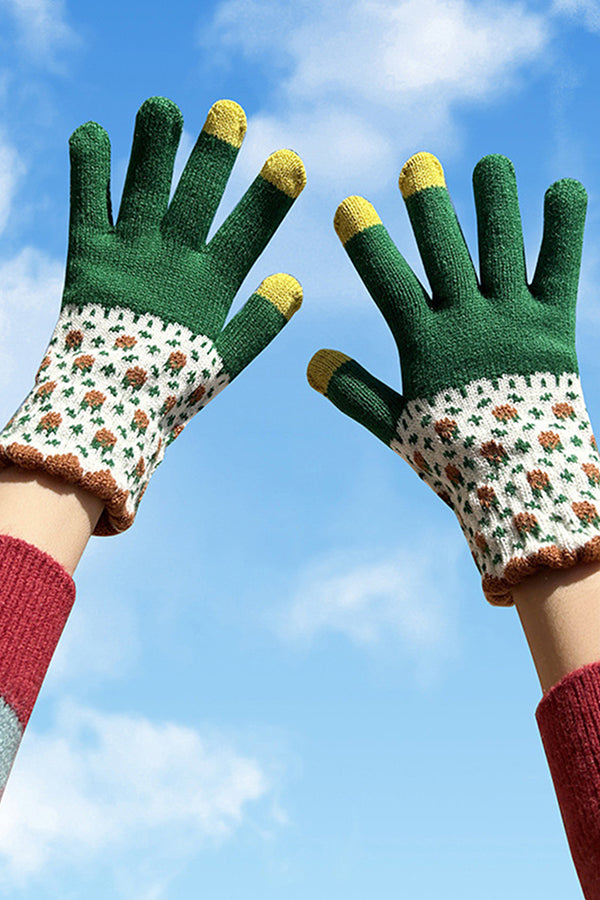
[514,561,600,693]
[0,468,103,575]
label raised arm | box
[0,95,306,797]
[308,151,600,898]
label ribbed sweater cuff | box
[0,534,75,727]
[536,660,600,899]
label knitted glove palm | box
[308,153,600,605]
[0,97,305,534]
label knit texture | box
[536,660,600,899]
[0,97,305,534]
[0,534,75,794]
[308,153,600,604]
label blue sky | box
[0,0,599,896]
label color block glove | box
[0,97,305,535]
[308,153,600,606]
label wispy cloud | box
[43,584,141,691]
[0,136,25,235]
[0,247,63,422]
[0,701,272,889]
[278,539,462,682]
[204,0,549,188]
[0,0,79,66]
[552,0,600,31]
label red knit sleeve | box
[536,660,600,899]
[0,534,75,797]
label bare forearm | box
[0,468,104,574]
[0,469,103,793]
[514,562,600,694]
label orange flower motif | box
[65,329,83,350]
[92,428,117,450]
[582,463,600,485]
[434,418,458,442]
[480,441,507,465]
[513,512,538,534]
[492,404,518,423]
[474,533,488,553]
[188,385,206,405]
[37,411,62,433]
[167,351,187,371]
[132,409,149,432]
[592,435,598,452]
[572,501,598,525]
[38,355,51,373]
[552,402,575,420]
[35,381,56,399]
[413,450,430,472]
[82,389,106,410]
[436,490,453,507]
[73,354,95,373]
[526,470,550,493]
[115,335,137,349]
[538,431,562,451]
[123,366,147,389]
[171,424,185,441]
[135,457,146,478]
[161,395,177,415]
[444,464,462,485]
[477,485,496,508]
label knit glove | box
[0,97,305,535]
[307,153,600,606]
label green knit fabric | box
[342,159,584,403]
[65,98,296,338]
[308,153,600,605]
[0,97,305,534]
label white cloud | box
[0,0,78,64]
[42,585,141,691]
[552,0,600,31]
[0,247,63,424]
[279,540,462,683]
[0,136,25,234]
[0,701,271,888]
[204,0,549,188]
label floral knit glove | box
[307,153,600,606]
[0,97,305,535]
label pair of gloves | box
[1,96,599,606]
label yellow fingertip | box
[398,152,446,198]
[307,350,351,395]
[334,196,382,245]
[203,99,247,149]
[257,273,303,320]
[260,149,306,198]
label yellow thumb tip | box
[307,350,351,395]
[398,152,446,198]
[334,196,381,245]
[260,150,306,198]
[257,273,302,320]
[203,100,247,148]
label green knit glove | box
[308,152,600,606]
[0,97,305,535]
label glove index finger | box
[162,99,247,249]
[334,196,428,338]
[308,349,403,447]
[207,149,306,298]
[399,152,479,306]
[214,273,302,381]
